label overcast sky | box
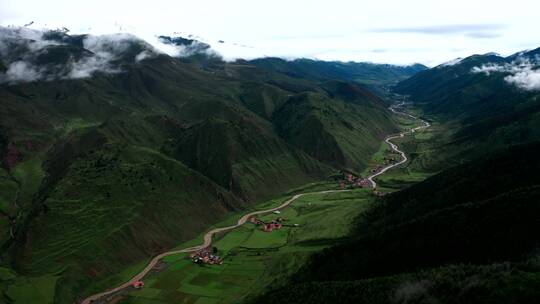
[1,0,539,66]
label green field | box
[1,271,59,304]
[113,189,373,304]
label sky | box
[1,0,539,66]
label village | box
[185,213,295,267]
[190,247,224,265]
[334,149,402,196]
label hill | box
[394,49,540,166]
[251,141,540,303]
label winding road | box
[81,190,348,304]
[81,102,429,304]
[366,102,431,188]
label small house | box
[263,223,274,232]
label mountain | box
[251,141,540,304]
[394,48,540,167]
[158,35,211,53]
[273,81,393,169]
[249,48,540,304]
[0,27,409,303]
[247,57,427,87]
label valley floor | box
[107,188,372,304]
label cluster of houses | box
[334,149,402,190]
[262,219,283,232]
[368,153,400,177]
[249,215,286,232]
[190,247,223,265]
[337,172,371,189]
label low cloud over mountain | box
[472,56,540,91]
[0,26,220,84]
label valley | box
[0,27,406,304]
[366,102,431,188]
[1,21,540,304]
[79,101,431,304]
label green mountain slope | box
[252,142,540,303]
[394,49,540,166]
[273,82,395,170]
[163,116,330,201]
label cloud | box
[439,57,463,67]
[153,35,221,59]
[83,33,136,55]
[0,27,161,84]
[370,23,505,37]
[370,49,388,53]
[471,58,540,91]
[0,26,62,58]
[471,63,510,75]
[471,60,531,75]
[65,33,155,77]
[135,50,154,62]
[505,69,540,91]
[466,32,502,39]
[66,52,118,79]
[0,26,230,84]
[4,60,41,82]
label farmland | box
[111,188,373,304]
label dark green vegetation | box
[253,142,540,304]
[0,27,411,303]
[247,58,427,87]
[251,48,540,303]
[395,48,540,168]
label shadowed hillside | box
[251,142,540,303]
